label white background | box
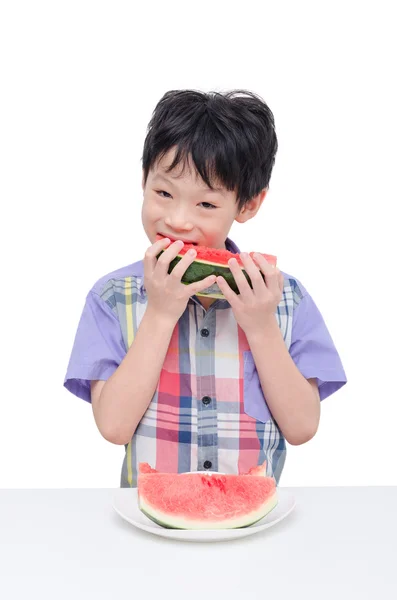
[1,1,395,488]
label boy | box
[64,89,347,487]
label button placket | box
[196,312,217,472]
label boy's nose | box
[165,215,194,233]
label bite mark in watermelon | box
[155,234,277,299]
[137,462,278,530]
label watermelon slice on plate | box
[155,234,277,299]
[137,462,278,530]
[112,482,296,542]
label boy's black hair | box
[141,89,278,212]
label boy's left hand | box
[216,253,284,335]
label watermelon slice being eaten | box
[155,234,277,299]
[137,462,278,530]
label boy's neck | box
[197,296,217,311]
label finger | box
[228,257,252,301]
[187,274,217,296]
[216,275,239,305]
[239,252,267,297]
[253,253,281,295]
[168,246,200,282]
[144,237,172,278]
[154,239,185,279]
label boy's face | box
[141,147,266,249]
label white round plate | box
[112,487,296,542]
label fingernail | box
[188,249,196,256]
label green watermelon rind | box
[158,253,265,297]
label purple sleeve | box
[63,290,127,403]
[289,292,347,401]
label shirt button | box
[200,328,210,337]
[202,396,211,405]
[204,460,212,470]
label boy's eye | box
[156,190,172,198]
[155,191,216,209]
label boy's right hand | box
[143,237,217,325]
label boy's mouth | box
[156,233,198,246]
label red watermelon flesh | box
[139,463,158,474]
[246,463,267,477]
[138,461,278,530]
[155,234,277,269]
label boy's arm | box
[247,320,321,445]
[90,238,217,445]
[91,308,175,445]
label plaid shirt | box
[64,237,347,486]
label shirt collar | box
[139,236,241,295]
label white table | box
[0,487,396,599]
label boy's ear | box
[235,189,268,223]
